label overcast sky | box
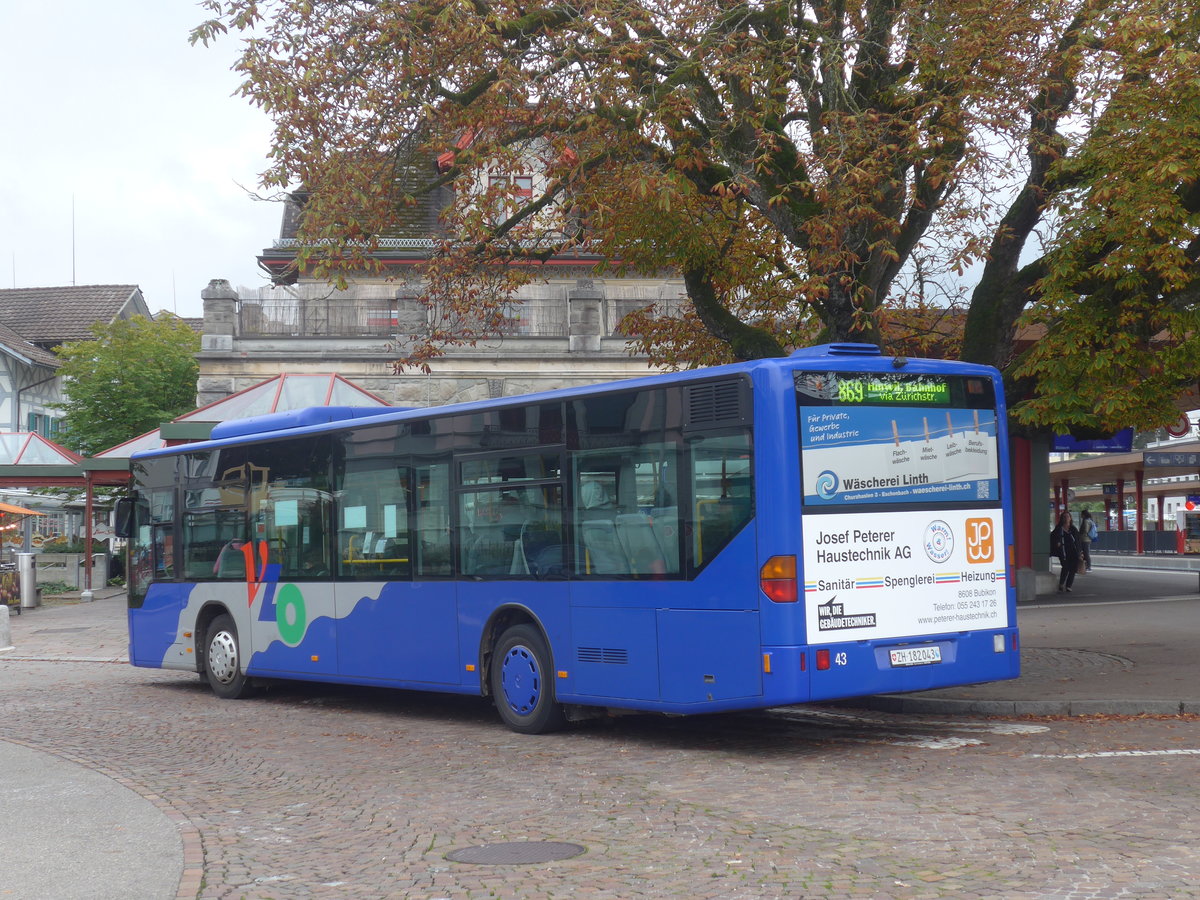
[0,2,282,319]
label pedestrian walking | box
[1051,510,1081,592]
[1078,509,1096,572]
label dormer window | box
[488,174,533,225]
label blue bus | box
[120,343,1018,733]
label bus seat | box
[526,543,572,578]
[465,528,517,576]
[580,480,613,510]
[580,519,630,574]
[214,542,246,579]
[615,513,668,575]
[520,520,566,578]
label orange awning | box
[0,501,43,516]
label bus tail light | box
[815,649,831,670]
[760,555,798,603]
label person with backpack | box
[1051,510,1081,592]
[1078,509,1097,572]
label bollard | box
[0,604,10,651]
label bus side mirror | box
[114,497,134,539]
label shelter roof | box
[179,372,391,423]
[1,374,392,488]
[0,433,81,466]
[1050,440,1200,505]
[103,373,394,453]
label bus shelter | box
[0,432,128,596]
[1049,441,1200,553]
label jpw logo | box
[965,518,994,563]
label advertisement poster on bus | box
[799,405,999,507]
[801,507,1009,640]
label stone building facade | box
[196,266,685,410]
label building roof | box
[0,321,58,368]
[0,285,149,346]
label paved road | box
[2,583,1199,899]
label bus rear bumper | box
[803,628,1020,702]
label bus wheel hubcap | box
[209,632,238,684]
[501,645,540,715]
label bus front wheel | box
[204,613,253,700]
[491,625,566,734]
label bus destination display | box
[836,376,950,406]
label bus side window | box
[690,431,753,568]
[415,462,451,576]
[572,444,681,577]
[336,460,412,580]
[184,509,247,580]
[153,525,175,579]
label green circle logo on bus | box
[275,583,307,646]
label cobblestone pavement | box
[4,647,1200,900]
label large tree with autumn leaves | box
[195,0,1200,434]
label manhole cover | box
[445,841,586,865]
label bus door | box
[455,451,573,682]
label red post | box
[84,473,94,592]
[1013,436,1033,569]
[1136,469,1145,554]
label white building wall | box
[0,354,61,432]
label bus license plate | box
[889,646,942,667]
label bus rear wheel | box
[491,625,566,734]
[203,613,253,700]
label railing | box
[239,298,398,337]
[607,296,688,336]
[1092,531,1182,554]
[272,238,437,250]
[489,299,568,337]
[237,293,684,340]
